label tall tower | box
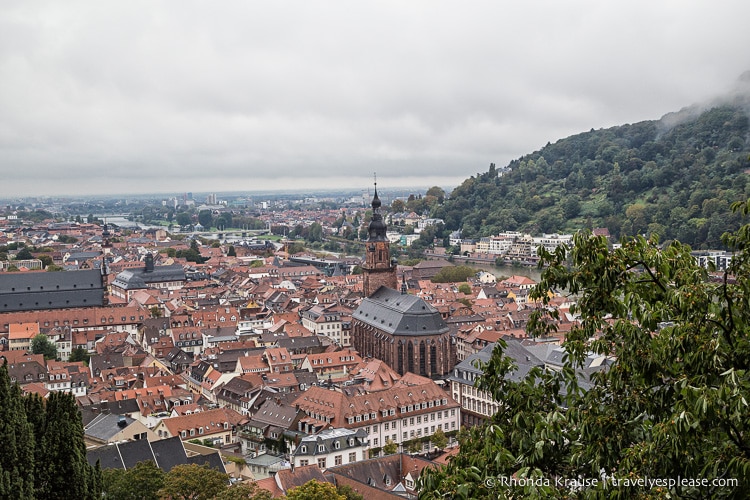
[362,183,397,297]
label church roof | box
[353,286,449,336]
[112,264,185,290]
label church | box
[351,185,456,378]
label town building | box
[290,427,368,469]
[110,253,186,302]
[0,269,105,313]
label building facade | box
[352,287,456,378]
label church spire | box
[367,178,387,242]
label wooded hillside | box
[435,102,750,249]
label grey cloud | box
[1,1,750,197]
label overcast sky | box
[1,1,749,198]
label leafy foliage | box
[431,265,476,283]
[285,480,346,500]
[102,460,164,500]
[437,105,750,248]
[420,200,750,499]
[213,481,272,500]
[69,347,90,364]
[157,463,229,500]
[30,333,57,360]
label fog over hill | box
[437,77,750,249]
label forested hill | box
[434,102,750,249]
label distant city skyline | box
[2,1,750,197]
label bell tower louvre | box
[362,182,398,297]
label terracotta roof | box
[159,407,246,438]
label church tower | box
[362,183,398,297]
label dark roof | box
[151,437,193,472]
[87,443,126,470]
[80,400,142,425]
[84,413,137,442]
[118,439,156,469]
[448,341,544,384]
[353,286,449,336]
[87,436,226,474]
[0,269,105,312]
[186,451,226,471]
[112,264,185,291]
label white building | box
[290,428,369,469]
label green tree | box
[176,212,192,227]
[0,361,35,499]
[337,483,364,500]
[431,265,476,283]
[430,428,448,452]
[38,254,54,268]
[16,247,33,260]
[307,222,323,243]
[102,460,164,500]
[158,463,228,500]
[30,333,57,360]
[149,306,162,319]
[69,347,90,365]
[198,210,213,229]
[214,481,272,500]
[285,480,345,500]
[420,201,750,499]
[458,283,472,295]
[391,199,406,213]
[383,438,398,455]
[227,245,236,257]
[37,391,101,499]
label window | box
[334,441,340,449]
[300,445,307,453]
[348,452,356,463]
[318,444,325,452]
[299,460,309,466]
[317,458,326,469]
[335,455,342,466]
[190,429,195,436]
[384,422,389,431]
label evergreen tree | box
[0,361,35,499]
[37,391,101,499]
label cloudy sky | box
[1,1,749,198]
